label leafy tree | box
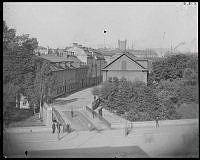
[3,21,38,122]
[149,54,198,83]
[97,78,179,121]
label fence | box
[49,76,103,100]
[85,106,111,128]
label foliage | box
[176,102,198,119]
[3,21,39,122]
[97,78,180,121]
[148,54,198,84]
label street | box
[4,121,198,158]
[9,146,149,158]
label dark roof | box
[39,54,82,63]
[103,53,148,70]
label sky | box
[3,2,198,52]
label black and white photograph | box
[3,2,198,158]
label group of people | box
[52,120,72,135]
[52,120,61,134]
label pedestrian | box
[58,123,61,133]
[71,110,74,118]
[66,124,69,133]
[56,121,59,132]
[92,111,94,119]
[88,123,91,131]
[62,124,65,133]
[68,124,71,133]
[156,116,159,128]
[57,123,61,140]
[25,150,28,158]
[52,122,56,134]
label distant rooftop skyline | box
[3,2,198,53]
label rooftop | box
[39,54,82,63]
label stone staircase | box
[81,109,110,131]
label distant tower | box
[118,40,127,51]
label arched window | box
[121,61,127,70]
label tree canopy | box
[3,20,39,118]
[149,54,198,83]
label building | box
[102,52,150,84]
[34,46,48,55]
[38,54,89,100]
[118,40,127,51]
[65,43,107,84]
[16,94,30,109]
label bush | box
[91,86,101,96]
[98,78,180,121]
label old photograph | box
[3,2,198,158]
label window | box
[121,61,127,70]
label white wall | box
[103,70,147,83]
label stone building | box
[102,52,150,84]
[38,54,88,99]
[65,43,106,84]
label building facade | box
[102,52,149,84]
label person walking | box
[25,150,28,158]
[66,124,69,133]
[58,123,61,133]
[52,122,56,134]
[56,121,59,131]
[57,123,61,140]
[156,116,159,128]
[62,124,65,133]
[71,109,74,118]
[92,111,94,119]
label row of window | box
[50,77,103,98]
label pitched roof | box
[102,52,148,70]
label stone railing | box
[85,106,111,128]
[52,107,66,125]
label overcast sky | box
[3,2,198,51]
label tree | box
[149,54,198,83]
[3,21,38,120]
[183,68,198,85]
[97,78,179,121]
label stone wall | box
[42,102,53,127]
